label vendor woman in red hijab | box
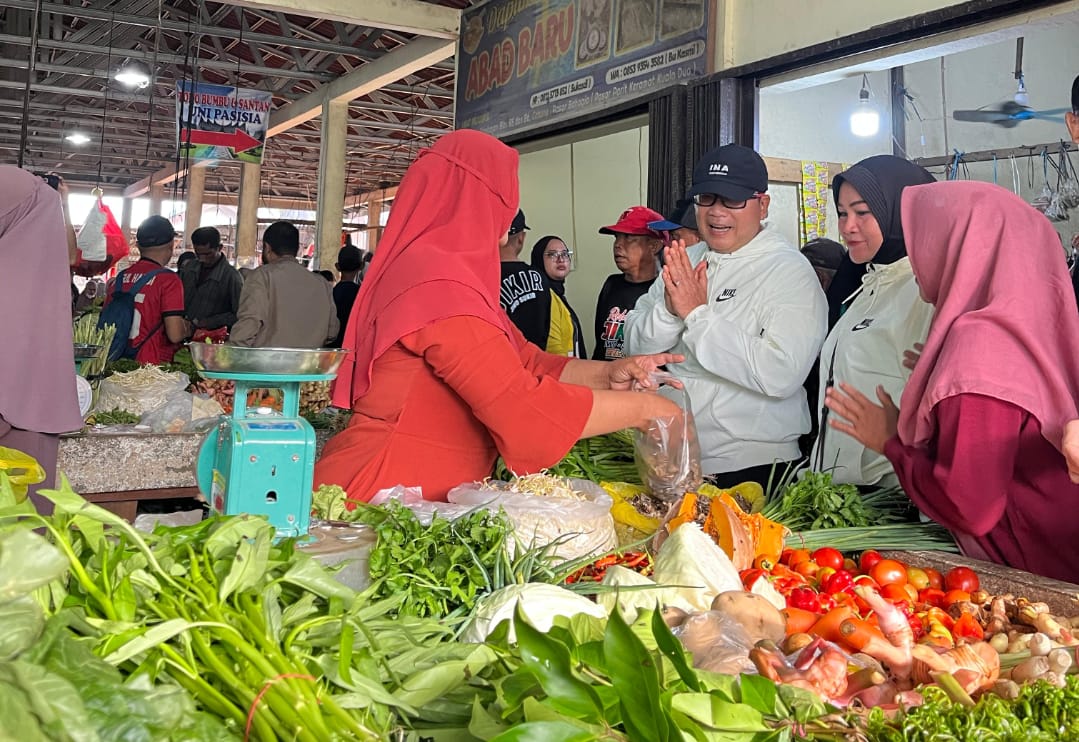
[824,181,1079,581]
[315,130,682,502]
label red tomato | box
[870,559,909,587]
[788,549,812,567]
[918,588,947,608]
[906,566,930,591]
[942,589,971,608]
[924,568,945,591]
[812,547,844,572]
[944,566,980,593]
[794,560,820,579]
[859,550,883,574]
[880,582,914,604]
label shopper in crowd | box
[625,144,827,489]
[824,181,1079,581]
[104,215,190,364]
[530,235,587,357]
[0,166,84,510]
[800,238,845,293]
[593,206,664,361]
[809,156,936,487]
[315,129,683,502]
[177,251,197,272]
[317,270,335,282]
[230,221,339,348]
[331,244,363,348]
[648,198,702,250]
[498,209,562,350]
[179,226,243,334]
[1060,74,1079,480]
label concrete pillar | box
[148,182,165,215]
[367,194,383,251]
[120,197,132,236]
[236,161,262,266]
[314,99,348,272]
[185,165,206,236]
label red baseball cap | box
[598,205,664,237]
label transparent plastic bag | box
[633,374,702,501]
[447,478,617,561]
[94,369,190,416]
[671,610,755,675]
[139,390,223,433]
[368,485,478,525]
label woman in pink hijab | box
[824,181,1079,581]
[0,167,83,509]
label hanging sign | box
[455,0,712,138]
[175,81,272,163]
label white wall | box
[758,70,894,248]
[517,121,649,353]
[719,0,973,69]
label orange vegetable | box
[809,606,856,644]
[838,616,888,652]
[782,607,819,635]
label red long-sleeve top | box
[314,316,594,502]
[885,393,1079,582]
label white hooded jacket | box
[625,226,827,474]
[811,257,934,486]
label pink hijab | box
[899,180,1079,451]
[0,167,82,433]
[332,129,521,407]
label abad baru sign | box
[455,0,713,138]
[175,81,273,164]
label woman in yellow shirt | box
[531,236,587,357]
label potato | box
[711,590,786,645]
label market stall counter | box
[57,429,335,521]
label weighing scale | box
[192,346,347,539]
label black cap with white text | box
[687,144,769,202]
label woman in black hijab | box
[530,235,587,358]
[825,155,936,327]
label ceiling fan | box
[951,37,1070,128]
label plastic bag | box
[633,374,702,501]
[599,481,662,546]
[95,368,190,416]
[367,485,478,525]
[139,390,223,434]
[73,199,131,276]
[447,478,618,562]
[671,609,756,675]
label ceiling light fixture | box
[1013,74,1030,107]
[65,132,91,145]
[850,73,880,137]
[114,59,152,89]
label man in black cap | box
[648,198,702,250]
[330,244,363,347]
[498,208,560,350]
[102,215,190,363]
[626,144,827,488]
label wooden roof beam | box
[226,0,461,40]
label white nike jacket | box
[811,258,934,486]
[625,226,828,474]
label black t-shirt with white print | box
[592,273,655,361]
[499,261,553,349]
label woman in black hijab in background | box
[825,156,936,327]
[530,235,587,358]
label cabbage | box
[461,583,608,643]
[597,566,695,624]
[652,523,742,612]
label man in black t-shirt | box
[331,245,363,348]
[592,206,665,361]
[499,209,554,347]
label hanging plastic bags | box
[73,194,132,276]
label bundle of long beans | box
[493,429,642,484]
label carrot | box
[782,607,819,635]
[838,617,888,652]
[808,606,855,644]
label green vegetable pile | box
[761,470,914,531]
[84,407,140,425]
[493,429,641,484]
[859,678,1079,740]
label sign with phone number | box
[455,0,712,139]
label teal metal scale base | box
[196,370,332,538]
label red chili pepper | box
[952,612,984,642]
[623,552,649,568]
[594,555,619,569]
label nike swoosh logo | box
[716,295,735,302]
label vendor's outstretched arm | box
[559,353,684,391]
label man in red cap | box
[592,205,665,361]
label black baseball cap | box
[801,238,846,271]
[648,198,698,232]
[687,144,769,201]
[508,209,529,235]
[136,215,176,248]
